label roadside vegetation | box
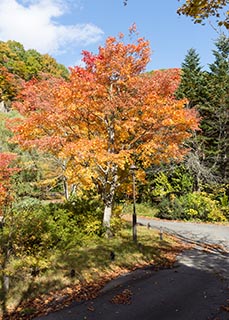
[1,196,189,319]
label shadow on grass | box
[54,226,182,279]
[3,226,184,320]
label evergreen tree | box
[175,48,212,189]
[176,36,229,184]
[204,35,229,181]
[175,48,207,108]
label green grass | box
[122,202,159,218]
[3,224,187,319]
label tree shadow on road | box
[34,249,229,320]
[177,248,229,280]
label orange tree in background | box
[0,153,18,215]
[11,30,199,231]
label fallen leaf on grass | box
[2,232,188,319]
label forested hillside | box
[0,40,68,107]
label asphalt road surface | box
[138,217,229,251]
[35,219,229,320]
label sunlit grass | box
[4,224,187,318]
[122,202,159,217]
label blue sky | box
[0,0,226,71]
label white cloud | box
[0,0,104,55]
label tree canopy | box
[11,31,199,230]
[0,40,69,104]
[175,34,229,184]
[177,0,229,29]
[124,1,229,29]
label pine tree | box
[176,36,229,184]
[204,34,229,181]
[175,48,207,108]
[175,48,212,189]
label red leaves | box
[146,68,181,97]
[0,153,18,211]
[0,153,17,179]
[10,29,199,206]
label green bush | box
[155,192,227,222]
[180,192,227,222]
[10,193,105,254]
[61,193,104,236]
[110,205,125,234]
[12,196,44,211]
[202,183,229,219]
[11,208,55,255]
[156,195,185,220]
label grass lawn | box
[122,202,159,218]
[3,223,190,320]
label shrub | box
[180,192,227,222]
[11,207,55,255]
[110,205,125,234]
[156,192,227,222]
[10,193,105,254]
[156,196,185,220]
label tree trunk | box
[63,176,69,200]
[0,244,10,319]
[101,165,118,236]
[103,204,112,229]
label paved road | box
[35,251,229,320]
[35,219,229,320]
[138,217,229,251]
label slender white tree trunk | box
[101,165,118,235]
[103,204,112,228]
[63,176,69,200]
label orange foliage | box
[11,30,199,207]
[0,153,18,214]
[146,68,181,97]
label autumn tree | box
[177,0,229,29]
[0,40,68,81]
[124,1,229,29]
[12,30,199,231]
[0,40,69,108]
[9,75,71,199]
[147,68,181,97]
[0,66,22,105]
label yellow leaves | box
[177,0,229,29]
[161,118,175,126]
[10,29,200,199]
